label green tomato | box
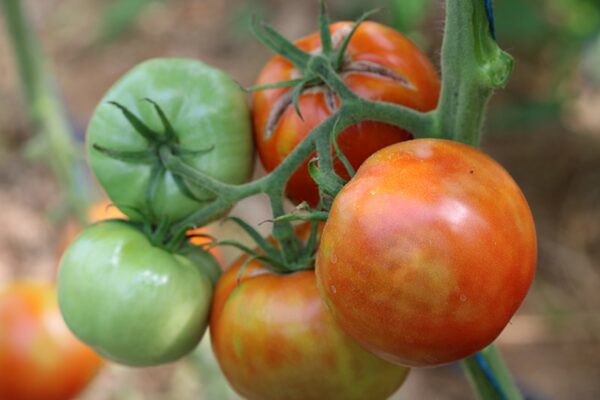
[87,58,253,223]
[57,220,213,367]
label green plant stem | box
[1,0,93,222]
[432,0,513,145]
[462,344,523,400]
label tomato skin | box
[0,282,103,400]
[88,58,254,223]
[57,220,213,366]
[253,21,440,206]
[210,257,409,400]
[316,139,537,367]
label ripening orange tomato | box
[252,21,440,206]
[0,281,103,400]
[317,139,537,367]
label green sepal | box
[330,116,355,177]
[207,240,288,273]
[291,80,308,121]
[318,0,333,56]
[249,16,310,69]
[180,243,223,287]
[92,144,157,164]
[244,78,306,92]
[143,98,178,143]
[308,157,346,198]
[224,216,282,262]
[172,173,215,202]
[144,163,164,221]
[271,211,329,223]
[107,101,159,143]
[173,145,215,158]
[334,8,381,69]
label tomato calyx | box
[203,217,321,275]
[92,99,216,221]
[248,6,415,137]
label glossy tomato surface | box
[0,282,103,400]
[210,256,409,400]
[316,139,537,367]
[88,58,254,223]
[58,220,213,366]
[253,21,440,206]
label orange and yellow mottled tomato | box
[0,282,103,400]
[316,139,537,367]
[210,256,409,400]
[252,21,440,206]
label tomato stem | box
[432,0,513,146]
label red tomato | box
[210,257,410,400]
[0,282,103,400]
[252,21,440,206]
[316,139,537,367]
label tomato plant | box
[210,254,410,400]
[316,139,537,367]
[0,282,103,400]
[253,21,440,206]
[87,58,254,224]
[4,0,530,396]
[57,220,214,366]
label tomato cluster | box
[56,15,536,400]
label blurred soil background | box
[1,0,600,399]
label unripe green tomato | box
[87,58,254,223]
[57,220,213,367]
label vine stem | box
[432,0,513,145]
[1,0,95,222]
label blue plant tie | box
[474,352,507,400]
[484,0,497,40]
